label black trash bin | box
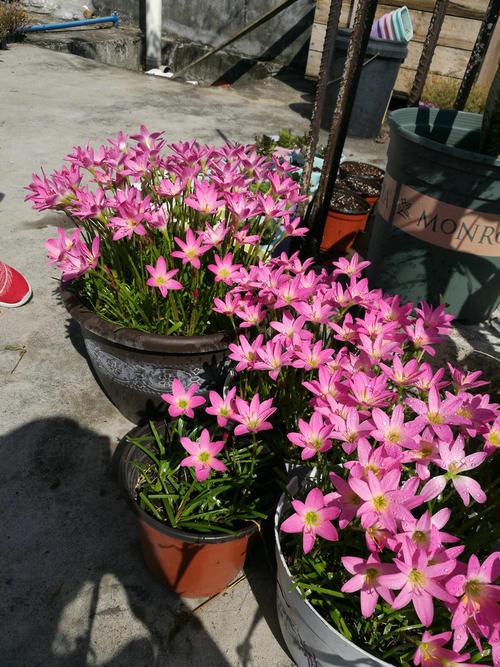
[323,29,408,139]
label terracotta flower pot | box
[342,175,382,209]
[61,286,231,424]
[119,428,257,597]
[320,190,370,253]
[339,161,385,184]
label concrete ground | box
[0,44,389,667]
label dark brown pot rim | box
[329,202,370,215]
[118,425,259,545]
[61,283,232,354]
[329,188,370,215]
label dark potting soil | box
[330,188,369,214]
[343,175,381,198]
[340,161,385,181]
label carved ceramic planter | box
[61,287,231,424]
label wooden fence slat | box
[307,0,493,92]
[316,0,488,24]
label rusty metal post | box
[307,0,379,255]
[407,0,450,106]
[300,0,343,200]
[454,0,500,110]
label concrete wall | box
[93,0,314,70]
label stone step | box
[23,17,142,71]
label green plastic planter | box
[367,108,500,324]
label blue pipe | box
[20,14,119,33]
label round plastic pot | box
[274,481,393,667]
[323,29,408,138]
[61,286,231,424]
[320,205,370,253]
[367,108,500,324]
[119,426,258,598]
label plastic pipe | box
[146,0,162,70]
[20,14,119,33]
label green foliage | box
[128,419,281,534]
[421,75,488,114]
[254,128,308,156]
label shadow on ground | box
[0,417,233,665]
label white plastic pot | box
[274,480,393,667]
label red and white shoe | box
[0,261,32,308]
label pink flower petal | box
[413,591,434,626]
[280,513,304,533]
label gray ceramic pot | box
[61,286,231,424]
[274,480,393,667]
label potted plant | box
[119,381,281,597]
[270,262,499,665]
[26,127,307,422]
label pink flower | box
[185,180,224,215]
[303,367,342,404]
[413,631,460,667]
[171,229,208,269]
[292,340,334,371]
[235,302,265,328]
[413,363,447,393]
[255,341,291,380]
[282,215,308,237]
[327,407,372,454]
[420,435,487,506]
[404,428,440,480]
[415,301,454,336]
[371,405,423,453]
[341,553,396,617]
[406,386,466,441]
[483,417,500,452]
[379,356,423,388]
[45,227,81,264]
[379,540,457,626]
[232,394,276,436]
[201,221,228,246]
[281,487,340,554]
[108,202,148,240]
[447,363,489,393]
[161,379,206,418]
[208,253,242,285]
[447,553,500,652]
[393,509,459,552]
[332,253,370,279]
[345,438,401,480]
[156,176,185,198]
[405,318,441,356]
[344,372,392,409]
[328,472,363,529]
[145,256,183,298]
[270,313,311,346]
[228,334,264,372]
[180,429,227,481]
[131,124,163,151]
[287,412,333,460]
[349,470,413,533]
[205,387,236,427]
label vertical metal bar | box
[300,0,343,200]
[407,0,450,106]
[308,0,379,255]
[454,0,500,110]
